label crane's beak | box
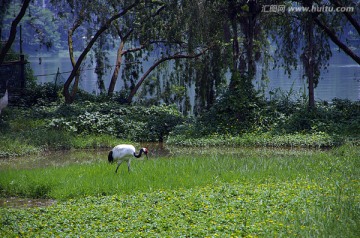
[143,148,148,159]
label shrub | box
[192,73,265,136]
[46,102,184,142]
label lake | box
[28,49,360,102]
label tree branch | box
[314,17,360,65]
[63,1,140,103]
[0,0,31,65]
[330,0,360,35]
[126,47,212,103]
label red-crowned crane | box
[108,144,148,173]
[0,81,8,115]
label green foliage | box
[194,73,264,135]
[1,81,358,158]
[167,131,338,148]
[46,102,184,142]
[0,136,41,157]
[0,146,359,237]
[11,82,62,107]
[1,101,184,157]
[170,87,359,146]
[265,98,360,136]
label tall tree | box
[94,32,108,94]
[302,0,317,109]
[107,1,166,96]
[107,0,219,108]
[56,0,140,103]
[268,0,332,109]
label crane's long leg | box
[127,160,131,172]
[115,160,123,173]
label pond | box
[0,143,169,170]
[0,143,319,171]
[28,49,360,102]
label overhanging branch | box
[126,46,212,103]
[314,17,360,65]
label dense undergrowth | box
[0,83,359,157]
[169,98,360,146]
[0,99,183,157]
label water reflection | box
[29,49,360,101]
[0,150,107,170]
[140,142,171,158]
[0,144,323,170]
[0,144,170,170]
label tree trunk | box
[126,48,211,104]
[0,0,31,65]
[245,0,257,79]
[307,33,315,110]
[64,23,77,103]
[308,70,315,109]
[108,40,125,96]
[64,18,82,104]
[304,13,316,109]
[63,1,139,104]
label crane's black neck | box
[133,148,145,158]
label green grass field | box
[0,145,359,237]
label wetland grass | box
[0,145,359,237]
[0,148,322,199]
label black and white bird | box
[108,144,148,173]
[0,81,8,115]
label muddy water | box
[0,143,170,170]
[0,150,107,170]
[0,197,57,208]
[0,143,320,170]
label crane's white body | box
[112,144,137,160]
[0,88,8,115]
[108,144,148,173]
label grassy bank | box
[1,145,359,237]
[167,131,346,148]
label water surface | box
[28,49,360,102]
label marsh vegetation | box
[0,145,359,237]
